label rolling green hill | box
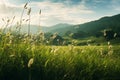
[10,14,120,38]
[75,14,120,37]
[10,23,74,34]
[46,23,75,35]
[46,14,120,37]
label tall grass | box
[0,42,120,80]
[27,7,31,36]
[0,2,120,80]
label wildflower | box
[28,58,34,68]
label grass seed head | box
[13,16,15,19]
[28,58,34,68]
[24,3,28,9]
[2,18,4,22]
[7,19,10,23]
[104,30,106,36]
[108,45,112,49]
[114,33,117,37]
[108,41,110,45]
[39,9,41,15]
[9,54,15,57]
[26,19,29,22]
[108,50,113,55]
[27,8,31,15]
[100,48,103,55]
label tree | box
[103,29,114,40]
[71,31,88,39]
[50,33,64,45]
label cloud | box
[30,1,94,26]
[110,0,120,11]
[0,4,21,15]
[0,0,24,27]
[0,0,94,26]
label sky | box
[0,0,120,26]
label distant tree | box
[50,33,64,45]
[103,29,114,40]
[72,33,80,39]
[64,31,72,37]
[44,32,52,39]
[71,31,87,39]
[95,31,102,37]
[117,32,120,38]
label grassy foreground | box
[0,44,120,80]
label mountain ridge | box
[9,14,120,37]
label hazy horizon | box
[0,0,120,26]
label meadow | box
[0,31,120,80]
[0,2,120,80]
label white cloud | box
[111,0,120,11]
[0,0,94,27]
[30,1,94,26]
[0,0,23,27]
[0,4,21,15]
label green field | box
[1,1,120,80]
[0,23,120,80]
[0,39,120,80]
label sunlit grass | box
[0,42,120,80]
[0,2,120,80]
